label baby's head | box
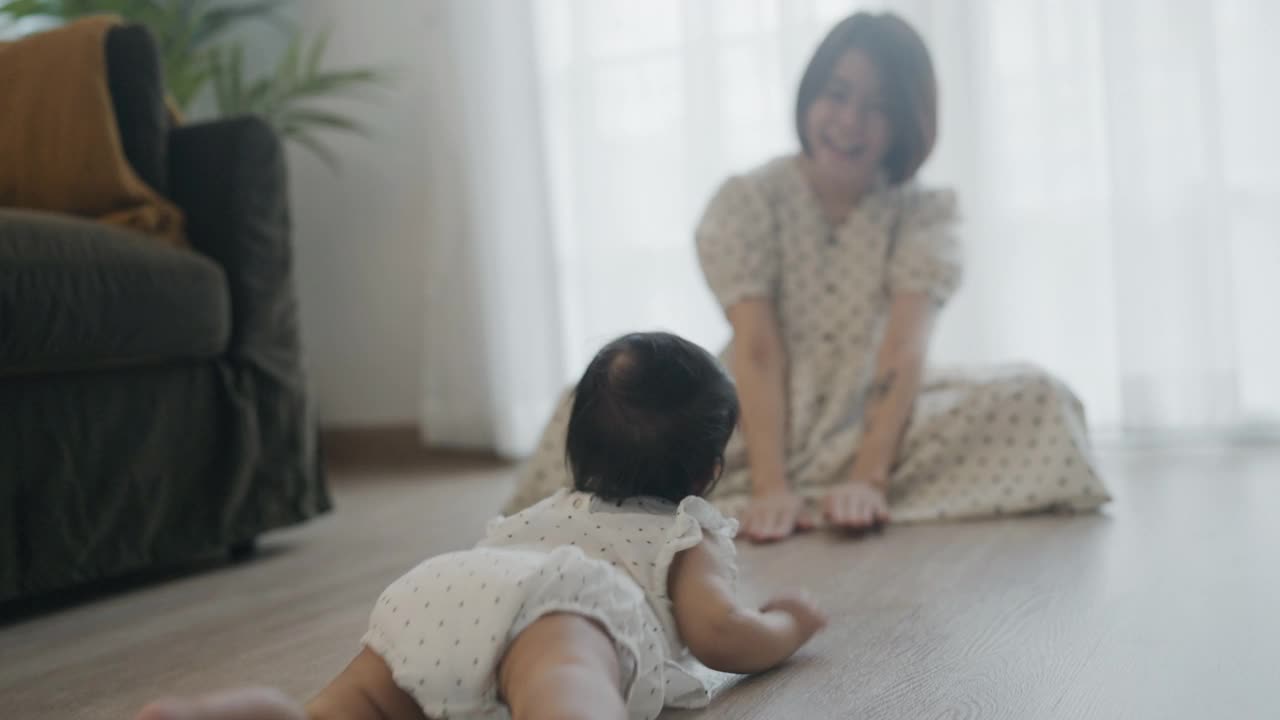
[565,332,739,504]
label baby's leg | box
[136,687,307,720]
[498,612,627,720]
[135,648,426,720]
[306,647,428,720]
[138,614,625,720]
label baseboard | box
[320,424,505,471]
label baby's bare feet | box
[136,687,306,720]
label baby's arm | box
[669,537,826,674]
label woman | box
[505,12,1110,543]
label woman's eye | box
[826,88,850,103]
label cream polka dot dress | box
[364,489,738,720]
[504,154,1110,524]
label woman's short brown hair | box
[795,12,937,184]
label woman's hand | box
[739,488,813,543]
[824,479,890,531]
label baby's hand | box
[761,591,828,648]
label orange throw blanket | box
[0,16,185,246]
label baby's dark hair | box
[565,332,739,504]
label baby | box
[138,331,826,720]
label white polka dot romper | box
[504,154,1111,524]
[363,489,738,720]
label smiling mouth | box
[825,138,867,161]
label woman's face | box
[803,49,892,189]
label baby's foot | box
[136,687,306,720]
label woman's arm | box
[852,292,937,484]
[727,299,788,494]
[826,292,937,527]
[727,300,809,541]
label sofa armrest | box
[168,116,300,378]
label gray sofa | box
[0,24,330,602]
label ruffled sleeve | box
[695,175,780,310]
[887,186,963,304]
[652,495,740,594]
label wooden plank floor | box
[2,447,1279,719]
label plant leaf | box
[0,0,60,18]
[194,0,287,47]
[275,30,302,89]
[229,42,244,114]
[170,57,210,110]
[304,23,330,76]
[286,129,340,172]
[278,107,370,137]
[243,75,275,114]
[209,46,232,113]
[275,67,390,106]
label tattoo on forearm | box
[870,370,897,403]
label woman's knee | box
[1005,361,1048,385]
[1005,363,1064,396]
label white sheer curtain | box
[422,0,1280,456]
[419,0,567,457]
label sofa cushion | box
[0,209,229,376]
